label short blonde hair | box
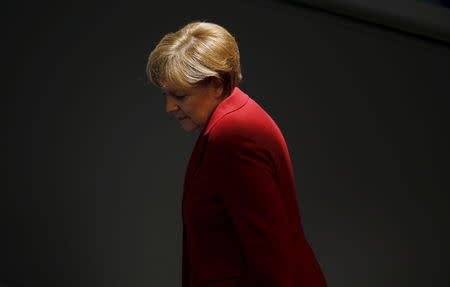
[146,21,242,96]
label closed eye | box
[162,91,185,100]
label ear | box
[209,77,224,98]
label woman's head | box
[146,22,242,132]
[147,21,242,96]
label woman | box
[147,22,328,287]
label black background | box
[4,0,449,286]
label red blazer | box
[182,87,327,287]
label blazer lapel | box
[184,134,208,190]
[182,133,208,224]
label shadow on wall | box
[281,0,450,45]
[420,0,450,8]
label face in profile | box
[163,81,224,132]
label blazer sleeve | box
[208,131,295,286]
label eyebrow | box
[162,90,175,96]
[164,90,185,97]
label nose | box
[165,95,179,114]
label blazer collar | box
[201,86,249,137]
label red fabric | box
[182,87,328,287]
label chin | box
[180,118,202,132]
[182,124,200,132]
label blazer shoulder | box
[211,101,280,145]
[208,112,258,144]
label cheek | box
[188,117,200,125]
[187,112,203,126]
[183,104,196,118]
[184,101,205,123]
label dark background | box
[4,0,449,286]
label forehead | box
[162,85,203,96]
[162,88,184,95]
